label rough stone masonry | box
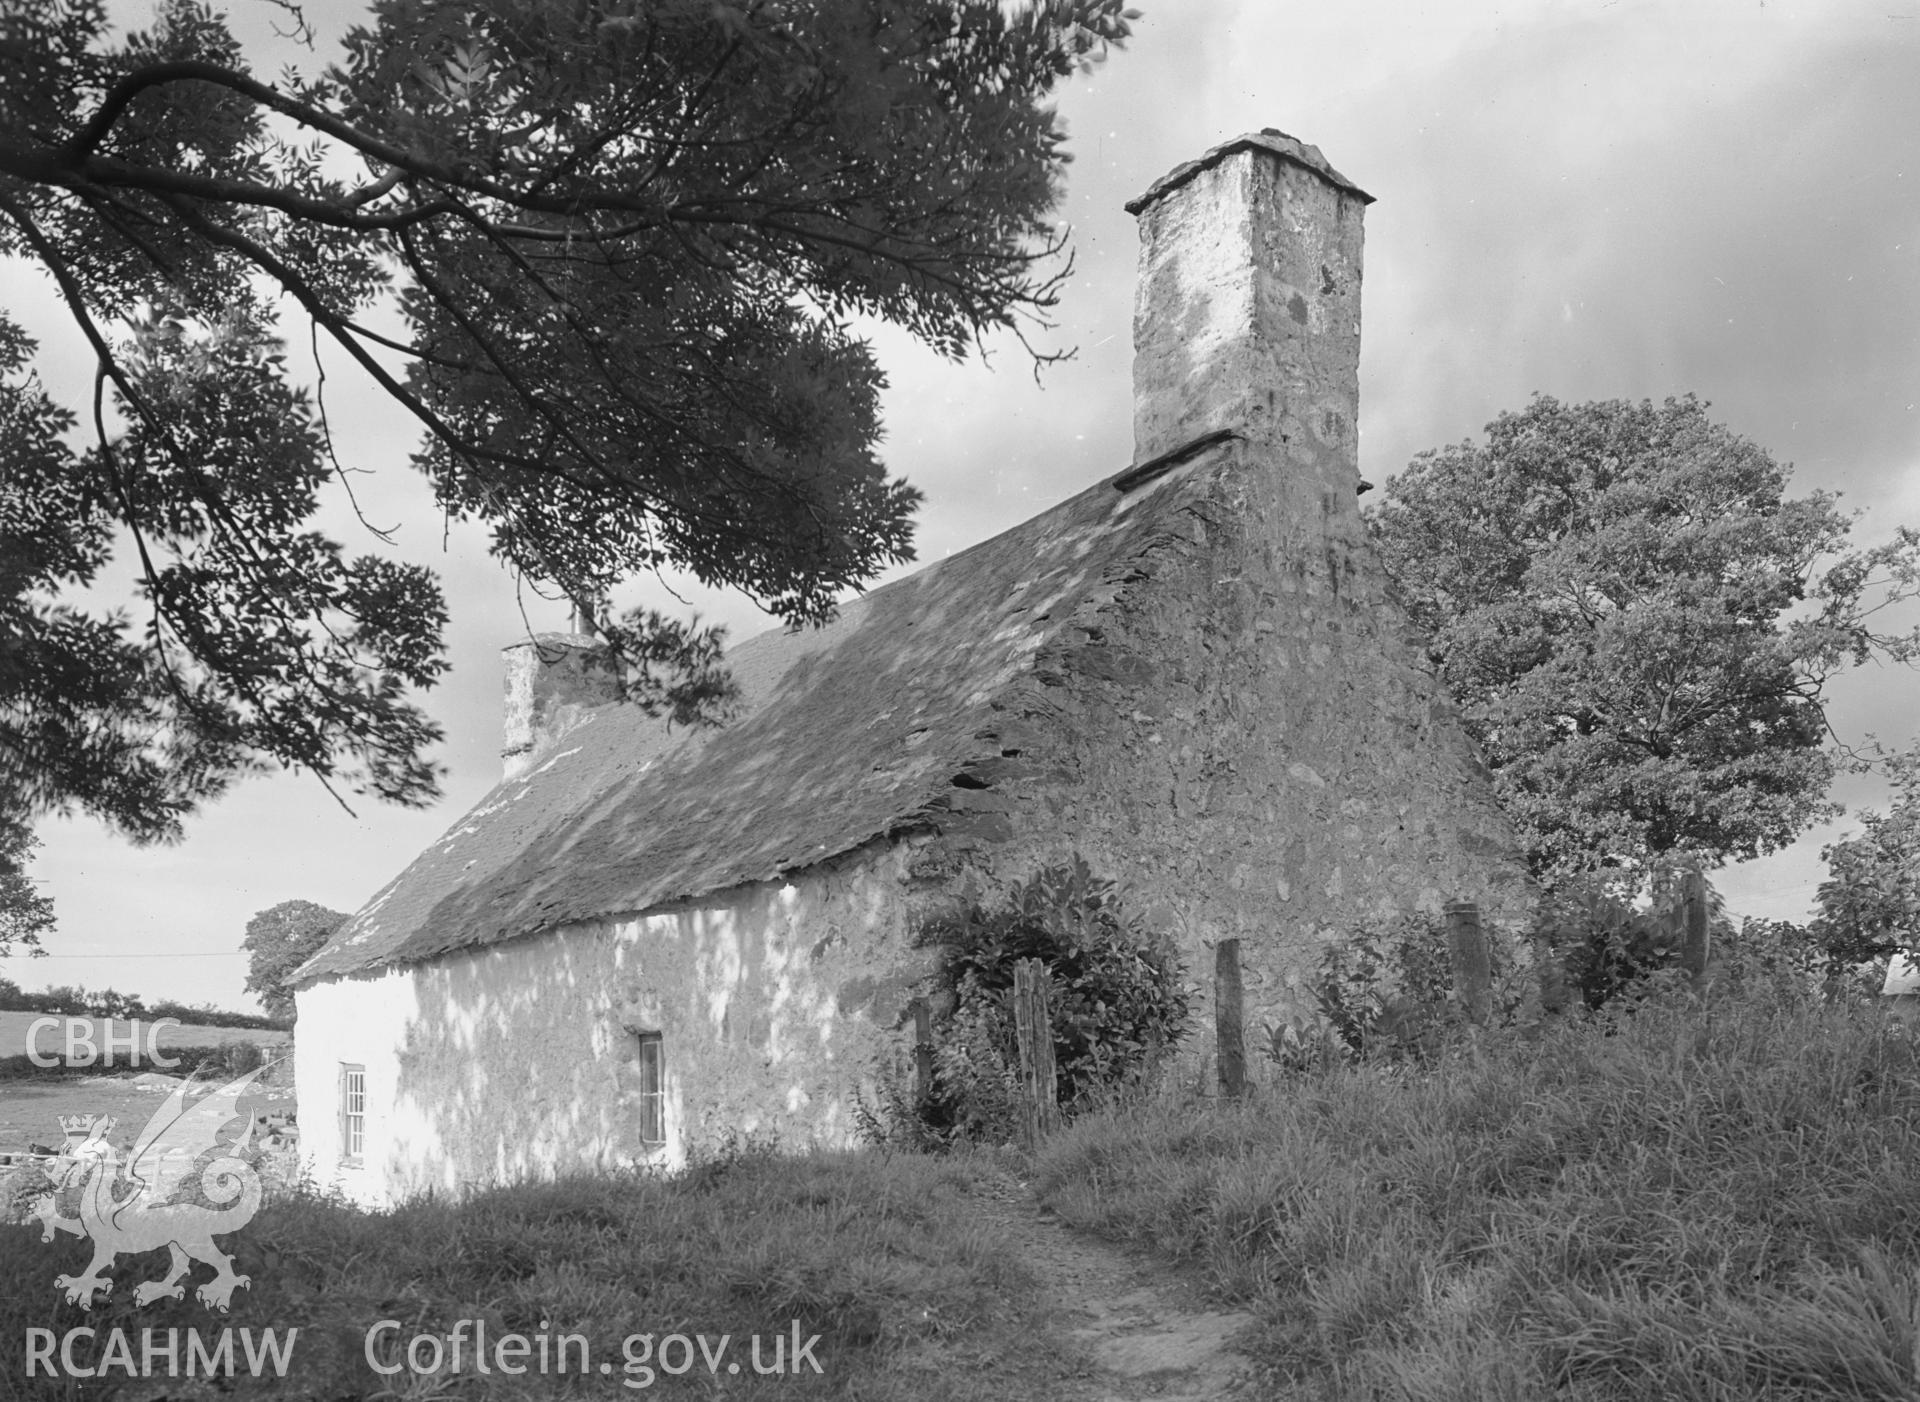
[891,130,1537,1073]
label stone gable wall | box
[907,442,1536,1087]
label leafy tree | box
[0,0,1137,842]
[1368,393,1920,882]
[88,985,148,1019]
[1813,744,1920,966]
[241,898,345,1019]
[0,815,54,954]
[34,983,90,1016]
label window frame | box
[633,1032,665,1147]
[339,1062,366,1167]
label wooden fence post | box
[909,997,933,1104]
[1215,938,1246,1098]
[1011,959,1058,1149]
[1446,901,1492,1026]
[1681,869,1711,992]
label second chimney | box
[1127,130,1372,535]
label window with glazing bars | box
[340,1063,366,1164]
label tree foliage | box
[0,813,55,954]
[1368,394,1920,882]
[1306,908,1528,1061]
[1814,744,1920,966]
[0,975,281,1026]
[0,0,1136,841]
[241,896,345,1019]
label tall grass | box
[1035,990,1920,1400]
[1,1144,1054,1399]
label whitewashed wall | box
[293,838,930,1207]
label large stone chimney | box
[501,633,622,782]
[1126,130,1372,536]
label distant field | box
[0,1010,291,1063]
[0,1013,295,1152]
[0,1072,295,1153]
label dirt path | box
[964,1169,1259,1401]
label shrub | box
[1716,915,1884,1004]
[1536,876,1678,1011]
[1529,857,1741,1012]
[1307,909,1530,1062]
[224,1039,266,1074]
[1501,859,1871,1022]
[145,998,287,1031]
[679,1125,783,1191]
[162,1040,282,1081]
[865,858,1191,1147]
[0,1037,281,1082]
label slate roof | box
[295,433,1237,983]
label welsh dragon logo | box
[29,1067,269,1312]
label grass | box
[1,1140,1060,1400]
[1033,984,1920,1400]
[15,975,1920,1399]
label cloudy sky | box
[8,0,1919,1012]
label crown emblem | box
[59,1114,111,1145]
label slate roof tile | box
[295,435,1235,984]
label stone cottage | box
[292,130,1535,1206]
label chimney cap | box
[1125,128,1374,215]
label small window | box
[634,1033,664,1145]
[339,1063,366,1165]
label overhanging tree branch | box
[1,0,1135,841]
